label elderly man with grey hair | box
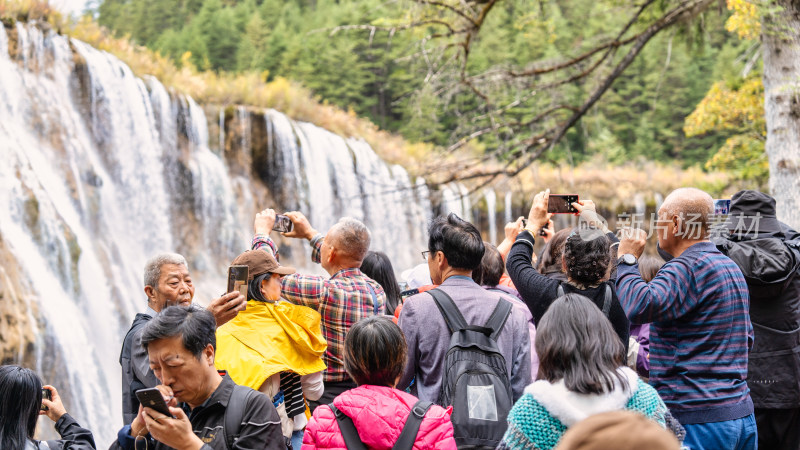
[252,208,386,411]
[120,253,247,424]
[615,187,756,450]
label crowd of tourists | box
[2,187,799,450]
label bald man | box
[251,209,386,411]
[615,188,756,450]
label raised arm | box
[615,228,694,323]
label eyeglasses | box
[421,250,431,261]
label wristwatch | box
[617,254,637,265]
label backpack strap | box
[366,283,381,315]
[485,299,513,341]
[601,284,612,317]
[429,289,468,334]
[557,284,565,297]
[392,401,434,450]
[224,385,256,450]
[329,404,367,450]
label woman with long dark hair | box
[498,294,681,449]
[360,251,402,315]
[0,365,95,450]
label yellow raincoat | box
[215,300,327,390]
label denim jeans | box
[683,414,757,450]
[291,429,304,450]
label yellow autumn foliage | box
[725,0,761,40]
[684,77,764,137]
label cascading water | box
[0,21,432,443]
[504,191,513,225]
[484,189,497,244]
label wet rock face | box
[0,237,37,367]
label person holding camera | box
[0,365,96,450]
[506,190,630,354]
[251,208,386,411]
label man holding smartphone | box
[251,208,386,411]
[112,306,283,450]
[120,253,247,424]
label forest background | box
[87,0,766,187]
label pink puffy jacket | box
[302,385,456,450]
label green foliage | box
[93,0,749,170]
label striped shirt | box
[615,242,753,424]
[252,234,386,382]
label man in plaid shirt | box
[251,208,386,410]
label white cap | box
[401,263,433,289]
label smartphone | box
[135,388,174,418]
[41,388,51,411]
[547,194,579,214]
[273,214,294,233]
[714,199,731,215]
[227,265,249,298]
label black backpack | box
[328,400,434,450]
[557,283,612,317]
[222,384,257,450]
[429,289,513,449]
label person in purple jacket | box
[616,187,755,450]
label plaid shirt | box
[252,234,386,382]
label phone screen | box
[272,214,294,233]
[227,265,249,298]
[547,195,579,214]
[713,199,731,215]
[41,388,50,411]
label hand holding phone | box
[273,214,294,233]
[41,387,51,411]
[227,265,249,298]
[547,195,579,214]
[135,388,175,419]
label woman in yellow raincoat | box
[216,249,327,449]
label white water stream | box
[0,22,436,443]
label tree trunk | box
[763,0,800,229]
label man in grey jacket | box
[397,213,532,403]
[120,253,247,423]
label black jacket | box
[714,226,800,409]
[111,375,284,450]
[507,230,630,355]
[119,312,156,424]
[27,414,96,450]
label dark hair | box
[638,255,665,283]
[472,242,504,287]
[537,228,572,273]
[249,273,271,302]
[141,306,217,358]
[563,227,611,286]
[360,251,401,315]
[0,365,42,450]
[428,213,485,271]
[343,316,407,387]
[536,294,627,394]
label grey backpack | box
[429,289,513,449]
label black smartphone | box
[135,388,174,418]
[227,265,249,298]
[547,194,579,214]
[714,199,731,215]
[41,388,51,411]
[273,214,294,233]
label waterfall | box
[504,191,513,225]
[484,189,497,244]
[0,21,432,443]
